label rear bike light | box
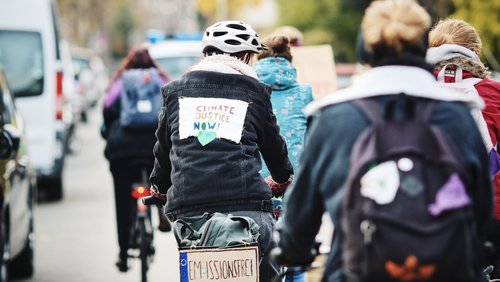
[131,185,152,199]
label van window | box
[72,57,91,72]
[0,30,44,97]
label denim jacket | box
[278,66,492,281]
[150,70,293,216]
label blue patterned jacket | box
[254,57,313,179]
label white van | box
[0,0,70,200]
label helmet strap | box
[242,53,252,64]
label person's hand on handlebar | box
[150,184,167,203]
[142,184,167,206]
[150,189,167,204]
[270,245,317,267]
[265,175,293,197]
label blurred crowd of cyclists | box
[100,0,500,281]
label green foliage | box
[57,0,136,58]
[110,1,135,58]
[276,0,499,66]
[452,0,500,70]
[277,0,361,62]
[420,0,456,20]
[56,0,109,46]
[196,0,262,24]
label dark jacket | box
[102,74,167,162]
[150,70,293,216]
[278,65,493,282]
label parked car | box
[148,39,203,81]
[0,67,36,282]
[0,0,69,200]
[59,39,78,152]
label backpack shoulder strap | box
[460,77,482,95]
[437,64,482,95]
[415,99,436,123]
[352,99,384,124]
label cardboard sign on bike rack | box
[179,246,259,282]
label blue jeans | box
[275,213,306,282]
[285,271,306,282]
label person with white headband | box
[427,18,500,279]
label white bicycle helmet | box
[202,20,268,55]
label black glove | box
[150,189,167,204]
[270,246,317,267]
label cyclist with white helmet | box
[149,20,294,280]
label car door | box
[0,69,32,256]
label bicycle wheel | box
[138,216,149,282]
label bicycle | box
[271,240,329,282]
[142,196,263,281]
[484,240,500,282]
[128,161,156,282]
[272,246,500,282]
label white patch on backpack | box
[179,97,248,146]
[137,100,152,113]
[360,161,400,205]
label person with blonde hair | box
[427,18,500,215]
[272,0,492,281]
[427,17,500,279]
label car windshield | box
[0,30,44,97]
[72,57,90,80]
[156,56,200,80]
[72,57,90,71]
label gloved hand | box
[270,246,289,266]
[150,185,167,205]
[270,246,316,267]
[265,175,293,197]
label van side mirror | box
[0,127,20,159]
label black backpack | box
[342,95,479,281]
[120,68,162,130]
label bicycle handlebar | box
[142,195,165,206]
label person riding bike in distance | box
[149,20,294,281]
[101,46,170,273]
